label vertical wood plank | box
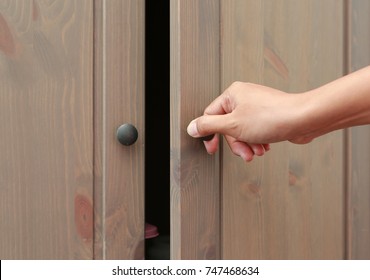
[220,0,266,259]
[93,0,145,259]
[221,0,345,259]
[347,0,370,260]
[170,0,220,259]
[0,0,93,259]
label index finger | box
[204,91,233,116]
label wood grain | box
[93,0,145,259]
[346,0,370,260]
[170,0,220,259]
[221,0,345,259]
[0,0,93,259]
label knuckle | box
[231,81,243,87]
[230,81,253,90]
[196,117,208,134]
[229,81,243,92]
[226,116,241,137]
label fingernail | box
[253,147,264,156]
[241,153,253,162]
[187,120,200,137]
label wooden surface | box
[2,0,368,261]
[0,0,93,259]
[93,0,145,259]
[347,0,370,260]
[221,0,345,259]
[170,0,221,259]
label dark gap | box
[145,0,170,260]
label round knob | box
[199,134,215,141]
[116,123,138,146]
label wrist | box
[288,90,323,144]
[294,84,352,143]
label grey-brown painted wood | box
[221,0,345,259]
[0,0,93,259]
[347,0,370,260]
[170,0,221,259]
[94,0,145,259]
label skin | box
[187,66,370,162]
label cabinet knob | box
[116,123,138,146]
[199,134,215,141]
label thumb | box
[187,114,231,138]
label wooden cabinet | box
[1,0,369,260]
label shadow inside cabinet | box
[145,0,170,260]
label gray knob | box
[116,123,138,146]
[199,134,214,141]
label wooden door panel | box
[221,0,345,259]
[93,0,145,259]
[0,0,93,259]
[170,0,221,259]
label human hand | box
[187,82,311,161]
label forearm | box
[298,66,370,140]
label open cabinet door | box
[170,0,221,259]
[0,0,145,259]
[171,0,370,260]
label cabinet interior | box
[145,0,170,259]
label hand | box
[187,82,311,161]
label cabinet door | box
[0,0,145,259]
[94,0,145,260]
[171,0,370,260]
[170,0,221,259]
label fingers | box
[224,136,271,162]
[187,115,272,161]
[201,134,271,160]
[187,90,235,138]
[203,92,233,115]
[186,88,271,161]
[203,134,219,155]
[249,143,265,156]
[263,143,271,151]
[225,137,255,162]
[187,114,234,138]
